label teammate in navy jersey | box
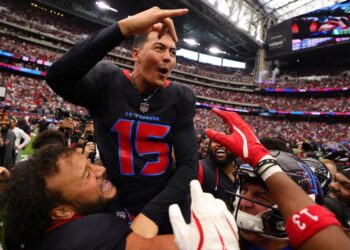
[198,140,236,208]
[2,146,181,250]
[46,7,197,237]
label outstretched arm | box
[206,108,350,250]
[46,7,188,108]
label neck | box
[131,70,158,95]
[222,163,235,182]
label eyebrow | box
[152,42,176,51]
[255,191,272,198]
[335,174,350,184]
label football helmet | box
[321,142,349,162]
[303,157,332,195]
[234,150,322,239]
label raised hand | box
[169,180,239,250]
[206,108,271,167]
[118,6,188,42]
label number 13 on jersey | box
[111,119,171,176]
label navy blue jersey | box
[27,214,131,250]
[198,158,236,208]
[46,24,197,226]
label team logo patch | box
[115,211,127,220]
[140,102,149,113]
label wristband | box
[255,158,283,181]
[286,204,341,248]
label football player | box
[46,7,197,237]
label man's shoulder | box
[13,127,24,134]
[31,213,131,250]
[170,81,193,92]
[91,63,131,93]
[168,81,196,103]
[93,60,120,75]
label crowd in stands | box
[190,84,258,104]
[265,76,350,89]
[0,36,60,62]
[261,95,350,112]
[280,66,349,78]
[0,0,348,145]
[3,0,350,92]
[1,33,349,113]
[1,68,348,144]
[0,73,86,117]
[0,1,95,42]
[0,4,350,250]
[195,108,349,145]
[0,0,253,84]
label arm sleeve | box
[141,87,198,226]
[45,23,125,108]
[17,129,31,150]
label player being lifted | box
[46,7,197,237]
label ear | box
[132,48,140,62]
[50,204,76,220]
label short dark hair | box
[1,145,74,244]
[32,130,67,150]
[9,117,17,123]
[132,33,150,49]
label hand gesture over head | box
[118,6,188,42]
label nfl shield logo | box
[140,102,149,113]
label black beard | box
[71,196,115,215]
[1,125,9,135]
[208,150,234,169]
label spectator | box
[9,117,31,163]
[198,140,236,208]
[0,115,16,169]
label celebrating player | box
[46,7,197,237]
[206,108,350,250]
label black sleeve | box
[45,24,125,108]
[29,214,132,250]
[141,86,198,226]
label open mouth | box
[216,148,227,157]
[101,179,113,193]
[158,67,169,76]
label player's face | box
[46,152,117,213]
[329,173,350,205]
[135,31,176,88]
[238,182,275,243]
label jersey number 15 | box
[112,119,171,176]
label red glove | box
[206,108,271,167]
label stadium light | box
[95,1,118,13]
[209,47,226,54]
[183,38,200,46]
